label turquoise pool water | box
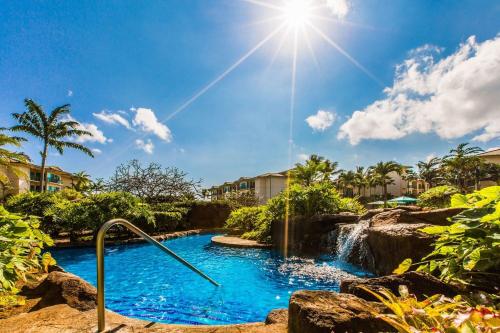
[53,234,371,325]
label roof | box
[10,160,75,177]
[478,148,500,157]
[256,173,285,178]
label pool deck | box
[211,235,272,249]
[0,304,287,333]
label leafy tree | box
[417,157,442,187]
[368,161,403,207]
[0,129,29,198]
[442,143,483,192]
[292,154,341,186]
[11,99,94,192]
[107,159,201,203]
[337,170,356,197]
[71,171,92,192]
[417,185,460,208]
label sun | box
[282,0,314,28]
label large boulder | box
[340,271,460,301]
[370,207,464,227]
[265,308,288,325]
[23,271,97,311]
[364,223,435,275]
[272,214,359,254]
[288,290,394,333]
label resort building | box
[207,171,288,204]
[478,148,500,189]
[350,171,428,199]
[0,161,77,199]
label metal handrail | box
[96,218,220,332]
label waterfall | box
[335,220,369,262]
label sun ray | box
[311,14,379,31]
[302,26,320,70]
[266,26,291,70]
[241,0,284,12]
[308,22,385,87]
[165,22,286,121]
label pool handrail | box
[96,218,220,332]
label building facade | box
[207,171,288,204]
[0,161,77,199]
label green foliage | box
[225,182,365,243]
[53,192,155,236]
[153,211,183,232]
[0,206,55,296]
[417,185,460,209]
[417,186,500,286]
[361,285,499,333]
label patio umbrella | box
[388,196,418,204]
[367,200,385,205]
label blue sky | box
[1,0,499,186]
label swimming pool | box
[53,233,371,325]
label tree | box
[292,154,341,186]
[417,157,442,187]
[11,99,94,191]
[107,159,201,203]
[441,143,483,192]
[353,166,368,197]
[71,171,92,192]
[368,161,402,207]
[0,129,30,198]
[337,170,356,197]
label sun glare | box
[282,0,313,27]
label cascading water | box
[335,220,369,262]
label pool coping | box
[54,228,227,248]
[211,235,273,249]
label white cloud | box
[297,153,309,162]
[338,35,500,145]
[132,107,172,142]
[425,153,437,162]
[135,139,154,154]
[67,90,73,97]
[66,115,111,144]
[486,146,500,152]
[93,110,131,129]
[91,148,102,155]
[306,110,336,132]
[325,0,350,19]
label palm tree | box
[337,170,356,197]
[417,157,442,187]
[0,129,30,198]
[292,154,341,186]
[353,166,367,197]
[72,171,92,192]
[368,161,402,207]
[442,143,483,192]
[11,99,94,192]
[89,177,107,194]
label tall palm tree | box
[337,170,356,197]
[72,171,92,192]
[442,143,483,192]
[353,166,367,197]
[368,161,402,207]
[0,129,30,198]
[292,154,341,186]
[417,157,442,188]
[11,99,94,192]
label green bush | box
[225,183,365,244]
[397,186,500,288]
[0,206,55,297]
[153,211,183,232]
[417,185,460,209]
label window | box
[47,173,61,184]
[47,186,60,192]
[239,182,247,190]
[30,171,41,181]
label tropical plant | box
[11,99,94,192]
[71,171,92,192]
[368,161,403,207]
[361,285,499,333]
[292,154,341,186]
[442,143,484,193]
[397,186,500,289]
[337,170,356,197]
[417,185,460,209]
[353,166,368,197]
[0,206,56,298]
[225,206,268,239]
[417,157,443,188]
[0,129,29,198]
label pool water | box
[53,234,371,325]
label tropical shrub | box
[153,211,183,232]
[362,285,499,333]
[0,206,55,301]
[396,186,500,288]
[417,185,460,209]
[225,206,271,242]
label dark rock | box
[288,290,395,333]
[360,208,391,221]
[340,271,460,301]
[265,309,288,325]
[271,214,360,254]
[364,223,435,275]
[370,207,464,227]
[25,271,97,311]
